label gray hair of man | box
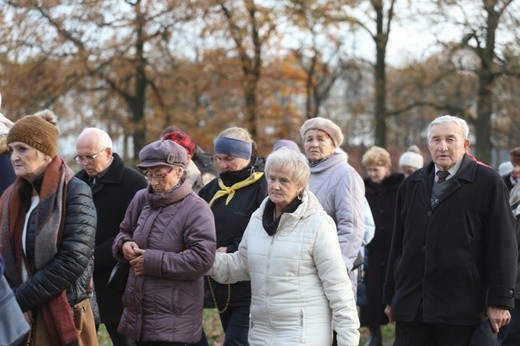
[77,127,113,149]
[426,115,470,141]
[264,147,310,195]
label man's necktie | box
[436,170,449,183]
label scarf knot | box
[208,172,264,207]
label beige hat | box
[300,117,344,148]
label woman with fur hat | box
[300,117,365,297]
[0,110,98,345]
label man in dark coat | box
[75,128,147,346]
[383,115,517,345]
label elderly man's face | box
[427,122,469,171]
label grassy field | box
[97,309,395,346]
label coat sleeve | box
[15,180,96,312]
[207,226,251,283]
[335,167,365,270]
[486,177,517,308]
[382,182,406,305]
[313,214,360,346]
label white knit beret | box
[300,117,344,148]
[398,151,424,170]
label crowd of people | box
[0,109,519,346]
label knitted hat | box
[300,117,344,148]
[162,130,196,157]
[138,140,187,169]
[7,112,59,157]
[510,147,520,165]
[399,151,424,170]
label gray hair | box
[426,115,469,140]
[264,148,310,193]
[77,127,113,150]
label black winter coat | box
[76,153,147,323]
[360,172,403,327]
[383,155,517,326]
[14,178,97,311]
[199,168,267,310]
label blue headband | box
[214,137,252,159]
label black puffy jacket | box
[14,178,97,312]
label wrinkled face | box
[8,142,49,182]
[303,129,335,162]
[267,167,301,211]
[144,165,184,194]
[428,122,469,171]
[213,154,250,173]
[75,134,111,177]
[366,165,390,184]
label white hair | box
[426,115,469,140]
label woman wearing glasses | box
[112,140,216,346]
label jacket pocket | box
[299,308,306,344]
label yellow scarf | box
[208,172,264,207]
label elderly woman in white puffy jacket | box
[207,148,360,346]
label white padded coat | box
[208,191,360,346]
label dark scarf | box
[262,198,302,236]
[0,156,78,346]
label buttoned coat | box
[383,155,517,326]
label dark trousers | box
[395,320,476,346]
[220,306,250,346]
[105,322,137,346]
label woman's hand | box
[129,251,146,276]
[122,241,141,261]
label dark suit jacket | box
[383,154,517,326]
[76,153,147,323]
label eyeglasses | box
[74,148,106,164]
[144,168,173,181]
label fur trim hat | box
[399,151,424,170]
[7,111,59,157]
[138,140,187,169]
[300,117,344,148]
[510,147,520,165]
